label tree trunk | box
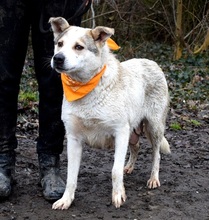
[174,0,183,60]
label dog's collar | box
[61,65,107,102]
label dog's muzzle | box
[53,53,65,70]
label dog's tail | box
[160,137,171,154]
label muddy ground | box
[0,105,208,220]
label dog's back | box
[120,58,169,123]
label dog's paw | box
[112,187,127,208]
[52,197,73,210]
[124,164,134,174]
[147,178,161,189]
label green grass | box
[189,119,201,126]
[170,122,182,131]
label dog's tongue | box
[107,38,120,50]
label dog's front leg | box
[112,125,130,208]
[52,136,82,210]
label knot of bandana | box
[61,38,120,102]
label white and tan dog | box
[49,17,170,210]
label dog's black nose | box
[53,53,65,65]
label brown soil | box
[0,107,209,220]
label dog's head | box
[49,17,114,82]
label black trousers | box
[0,0,83,155]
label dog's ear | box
[49,17,70,39]
[91,26,115,43]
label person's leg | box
[31,0,85,201]
[0,0,30,197]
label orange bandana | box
[61,65,106,102]
[61,38,119,102]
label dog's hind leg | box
[124,123,142,174]
[144,119,169,189]
[124,142,140,174]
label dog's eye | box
[58,41,63,47]
[75,44,84,51]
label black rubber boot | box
[38,153,65,201]
[0,152,15,198]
